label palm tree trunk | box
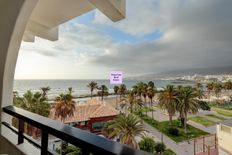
[151,99,154,119]
[169,113,172,125]
[91,91,93,99]
[116,94,118,109]
[209,91,211,103]
[184,112,187,134]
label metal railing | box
[2,106,150,155]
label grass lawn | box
[140,106,154,112]
[212,108,232,117]
[205,114,226,120]
[140,115,209,143]
[189,116,216,126]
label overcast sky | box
[15,0,232,79]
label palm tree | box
[54,92,76,155]
[176,85,183,92]
[206,82,214,101]
[136,82,144,100]
[148,81,155,89]
[13,91,25,108]
[147,86,156,119]
[102,113,145,149]
[114,85,119,108]
[142,83,148,104]
[194,83,205,99]
[158,85,178,125]
[177,87,199,133]
[118,84,127,101]
[68,87,73,95]
[13,90,50,138]
[41,86,51,99]
[224,80,232,96]
[213,82,223,98]
[54,93,76,122]
[127,90,136,112]
[87,81,98,99]
[97,85,109,101]
[14,90,50,117]
[102,121,116,139]
[196,82,203,90]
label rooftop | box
[50,99,119,123]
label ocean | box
[13,79,195,100]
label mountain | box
[127,66,232,80]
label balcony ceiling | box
[23,0,125,42]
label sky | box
[15,0,232,79]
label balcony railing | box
[2,106,150,155]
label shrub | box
[161,149,176,155]
[139,136,156,153]
[168,127,179,136]
[155,142,166,153]
[198,101,211,111]
[56,145,81,155]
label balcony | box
[1,105,150,155]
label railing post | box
[41,129,48,155]
[18,119,24,144]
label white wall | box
[217,124,232,154]
[0,0,37,153]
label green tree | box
[206,82,214,101]
[127,90,136,112]
[13,90,50,139]
[158,85,178,125]
[177,87,199,133]
[13,90,50,117]
[114,85,120,108]
[147,86,156,119]
[40,86,51,99]
[102,113,145,148]
[213,82,223,97]
[97,85,109,101]
[54,93,76,122]
[118,84,127,101]
[54,92,76,155]
[136,82,144,100]
[102,121,116,139]
[148,81,155,89]
[224,80,232,96]
[142,83,148,104]
[139,136,156,154]
[196,82,203,90]
[87,81,98,99]
[154,142,166,154]
[161,149,176,155]
[68,87,73,95]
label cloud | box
[87,0,232,76]
[16,0,232,79]
[94,0,165,36]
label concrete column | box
[0,0,38,130]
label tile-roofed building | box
[50,99,119,133]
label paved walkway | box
[187,120,216,134]
[143,108,220,155]
[143,121,195,155]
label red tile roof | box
[50,99,119,123]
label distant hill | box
[127,66,232,80]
